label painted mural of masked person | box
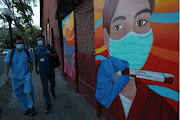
[95,0,178,119]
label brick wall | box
[42,0,57,30]
[74,0,95,54]
[63,0,97,109]
[43,0,101,116]
[74,0,98,109]
[42,0,64,77]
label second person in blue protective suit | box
[34,35,58,113]
[4,36,36,116]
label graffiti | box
[62,11,76,81]
[94,0,179,119]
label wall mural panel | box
[94,0,179,119]
[62,11,76,81]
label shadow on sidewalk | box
[0,69,105,120]
[0,82,13,119]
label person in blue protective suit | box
[4,36,36,116]
[34,35,58,113]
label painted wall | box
[41,1,97,108]
[59,0,97,109]
[41,0,179,119]
[94,0,179,119]
[62,11,76,81]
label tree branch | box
[19,0,35,47]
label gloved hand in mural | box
[95,56,130,109]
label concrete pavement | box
[0,74,5,90]
[0,55,6,79]
[0,69,105,120]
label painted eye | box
[135,19,148,27]
[114,24,123,31]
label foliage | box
[0,0,37,30]
[0,25,41,49]
[25,25,41,48]
[0,26,21,48]
[0,0,38,48]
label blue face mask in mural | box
[109,29,154,75]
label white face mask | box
[109,29,154,75]
[16,44,24,50]
[38,41,44,46]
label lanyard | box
[39,47,43,56]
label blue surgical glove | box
[95,56,130,109]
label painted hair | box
[103,0,156,34]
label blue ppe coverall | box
[4,49,35,110]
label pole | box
[7,16,13,49]
[31,34,34,50]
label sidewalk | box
[0,74,5,89]
[1,69,105,120]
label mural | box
[47,23,50,44]
[43,30,47,45]
[62,11,76,81]
[94,0,179,119]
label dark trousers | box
[40,70,55,106]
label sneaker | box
[30,107,36,116]
[52,93,56,99]
[24,109,30,115]
[44,104,52,113]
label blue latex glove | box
[95,56,130,109]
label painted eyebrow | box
[135,8,151,18]
[112,16,126,23]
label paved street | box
[0,68,105,120]
[0,55,6,77]
[0,55,6,89]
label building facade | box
[40,0,179,119]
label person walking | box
[34,35,57,113]
[4,36,36,116]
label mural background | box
[62,11,76,81]
[94,0,179,113]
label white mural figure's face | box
[104,0,154,70]
[109,0,152,39]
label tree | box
[0,25,22,48]
[25,25,41,48]
[0,0,37,48]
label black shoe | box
[24,109,30,115]
[30,107,36,116]
[44,104,52,113]
[52,93,56,99]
